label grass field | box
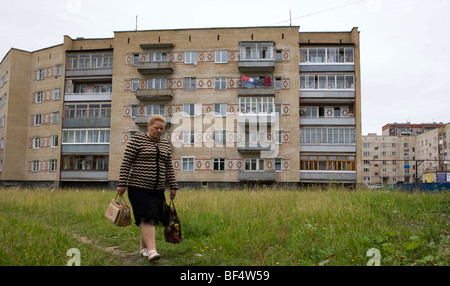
[0,186,448,266]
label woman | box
[117,114,178,262]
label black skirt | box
[127,185,166,227]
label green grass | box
[0,186,448,266]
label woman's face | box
[147,120,165,141]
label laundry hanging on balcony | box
[241,75,272,88]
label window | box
[301,155,356,171]
[214,130,226,145]
[215,51,228,63]
[131,79,139,91]
[215,78,227,90]
[148,52,167,62]
[185,51,198,64]
[33,137,41,149]
[183,104,195,117]
[51,135,58,147]
[0,138,3,149]
[0,116,5,127]
[182,157,195,171]
[184,77,196,91]
[300,75,354,90]
[147,104,166,116]
[300,47,354,63]
[274,77,282,90]
[54,88,61,100]
[300,128,356,144]
[214,103,226,117]
[240,42,274,60]
[34,114,42,126]
[37,69,45,80]
[62,155,109,171]
[50,159,57,172]
[62,129,110,144]
[52,112,60,124]
[55,65,62,76]
[182,131,194,145]
[363,143,370,148]
[239,97,274,114]
[36,91,43,103]
[32,160,39,172]
[213,158,226,171]
[147,78,167,89]
[275,158,282,172]
[244,158,265,171]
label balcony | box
[61,144,109,154]
[238,60,275,73]
[300,143,356,153]
[238,87,275,97]
[64,92,112,102]
[60,170,109,181]
[137,61,174,75]
[134,115,172,126]
[300,117,355,126]
[136,89,173,101]
[239,171,277,182]
[62,118,110,128]
[300,170,356,183]
[299,64,354,73]
[300,90,355,104]
[66,68,113,78]
[237,142,274,153]
[238,113,276,125]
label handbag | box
[104,193,131,227]
[164,199,182,243]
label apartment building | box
[362,123,450,185]
[0,26,361,188]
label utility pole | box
[135,15,138,31]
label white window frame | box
[213,158,226,172]
[183,104,196,117]
[34,114,42,126]
[275,158,282,172]
[37,69,45,80]
[244,158,265,171]
[54,88,61,100]
[181,157,195,172]
[215,51,228,63]
[185,51,198,64]
[35,91,43,103]
[182,131,195,145]
[214,130,226,145]
[148,52,167,62]
[62,129,110,144]
[214,103,227,117]
[215,77,227,90]
[50,159,57,172]
[131,79,139,91]
[32,160,39,172]
[33,137,41,149]
[51,135,58,148]
[147,78,167,89]
[184,77,196,91]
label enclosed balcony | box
[239,42,275,73]
[239,171,277,182]
[300,171,356,183]
[137,61,174,75]
[237,142,274,153]
[66,52,113,77]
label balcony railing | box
[136,89,173,101]
[237,142,274,153]
[137,61,174,75]
[239,171,277,182]
[64,92,112,102]
[300,116,355,126]
[300,170,356,183]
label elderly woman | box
[117,114,178,262]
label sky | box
[1,0,449,135]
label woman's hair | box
[148,114,166,126]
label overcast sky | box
[1,0,449,135]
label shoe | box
[139,248,149,257]
[148,250,161,262]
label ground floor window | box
[300,155,355,171]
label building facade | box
[0,26,361,188]
[361,123,450,185]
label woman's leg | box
[140,221,156,252]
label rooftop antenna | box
[289,9,292,26]
[135,15,138,31]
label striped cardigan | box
[118,132,178,191]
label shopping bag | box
[104,193,131,227]
[164,199,182,243]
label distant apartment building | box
[0,26,361,188]
[362,123,450,185]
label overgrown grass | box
[0,186,448,266]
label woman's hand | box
[117,186,126,196]
[170,189,177,200]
